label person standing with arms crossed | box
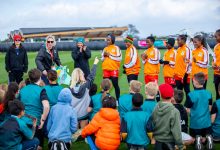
[141,36,160,84]
[123,35,141,83]
[101,34,122,100]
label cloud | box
[0,0,219,40]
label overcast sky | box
[0,0,219,40]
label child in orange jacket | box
[81,96,120,150]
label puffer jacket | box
[81,108,120,150]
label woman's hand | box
[42,70,47,76]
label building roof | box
[13,26,128,39]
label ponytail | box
[101,79,112,100]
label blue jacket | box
[47,88,78,143]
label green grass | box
[0,50,218,149]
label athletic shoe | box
[195,135,203,150]
[206,134,213,150]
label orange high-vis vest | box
[124,45,141,75]
[191,47,209,77]
[174,44,191,78]
[163,48,176,78]
[143,46,160,76]
[102,44,122,71]
[213,43,220,75]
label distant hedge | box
[0,39,216,52]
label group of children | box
[0,29,220,150]
[0,68,220,150]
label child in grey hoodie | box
[152,83,183,150]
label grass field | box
[0,50,218,149]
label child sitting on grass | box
[0,82,19,122]
[141,82,158,114]
[152,83,183,150]
[47,88,78,150]
[70,57,99,129]
[44,70,63,107]
[118,80,142,119]
[121,93,153,150]
[172,89,194,146]
[81,96,120,150]
[0,100,39,150]
[87,78,112,120]
[185,72,213,150]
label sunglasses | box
[15,40,21,42]
[47,41,54,43]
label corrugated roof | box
[19,27,110,35]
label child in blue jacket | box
[47,88,78,149]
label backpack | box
[50,140,68,150]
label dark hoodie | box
[174,104,188,133]
[70,64,97,119]
[152,102,183,149]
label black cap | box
[167,38,175,47]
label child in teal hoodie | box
[44,70,63,107]
[87,78,112,120]
[141,82,158,114]
[121,93,152,149]
[47,88,78,149]
[118,80,142,119]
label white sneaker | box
[206,134,213,150]
[195,135,203,150]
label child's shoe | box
[195,135,203,150]
[206,134,213,150]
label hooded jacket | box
[47,88,78,143]
[152,102,183,149]
[82,108,121,150]
[70,65,97,119]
